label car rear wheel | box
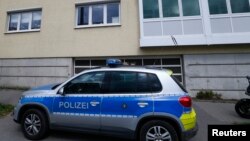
[21,109,49,140]
[140,120,179,141]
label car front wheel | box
[140,120,179,141]
[21,109,48,140]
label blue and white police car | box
[13,59,198,141]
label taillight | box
[179,96,192,107]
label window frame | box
[74,57,183,83]
[75,2,121,28]
[139,0,250,46]
[143,0,202,20]
[208,0,250,34]
[6,8,42,33]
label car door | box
[51,71,106,131]
[101,71,155,135]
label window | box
[230,0,250,13]
[78,6,89,25]
[143,0,160,18]
[208,0,250,34]
[208,0,228,14]
[144,59,161,65]
[8,10,41,32]
[74,59,106,74]
[76,3,120,27]
[162,0,180,17]
[64,72,105,94]
[107,71,162,93]
[32,11,42,29]
[20,13,30,30]
[92,5,104,24]
[208,0,250,15]
[107,3,120,24]
[8,14,18,31]
[74,57,183,83]
[109,71,137,93]
[148,73,162,92]
[182,0,200,16]
[137,73,150,92]
[143,0,201,19]
[171,75,187,93]
[137,73,162,93]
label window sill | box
[4,29,40,34]
[75,24,121,29]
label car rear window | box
[171,75,187,93]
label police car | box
[13,59,198,141]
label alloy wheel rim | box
[146,126,172,141]
[24,114,41,136]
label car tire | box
[235,101,250,119]
[140,120,179,141]
[21,109,49,140]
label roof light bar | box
[106,59,122,68]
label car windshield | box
[52,83,61,90]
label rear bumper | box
[182,123,198,141]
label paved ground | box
[0,89,249,141]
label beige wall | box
[0,0,250,59]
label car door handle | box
[138,102,149,108]
[90,101,100,107]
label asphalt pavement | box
[1,89,249,141]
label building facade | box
[0,0,250,99]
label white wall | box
[184,53,250,99]
[0,58,72,87]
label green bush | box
[196,90,222,100]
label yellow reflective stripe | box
[180,108,197,131]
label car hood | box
[22,83,61,96]
[30,83,60,91]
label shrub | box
[196,90,222,100]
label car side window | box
[64,72,105,94]
[109,71,137,93]
[149,73,162,92]
[107,71,162,94]
[137,72,151,93]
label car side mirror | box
[58,87,65,96]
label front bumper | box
[182,123,198,141]
[12,104,21,124]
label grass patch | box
[0,103,14,117]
